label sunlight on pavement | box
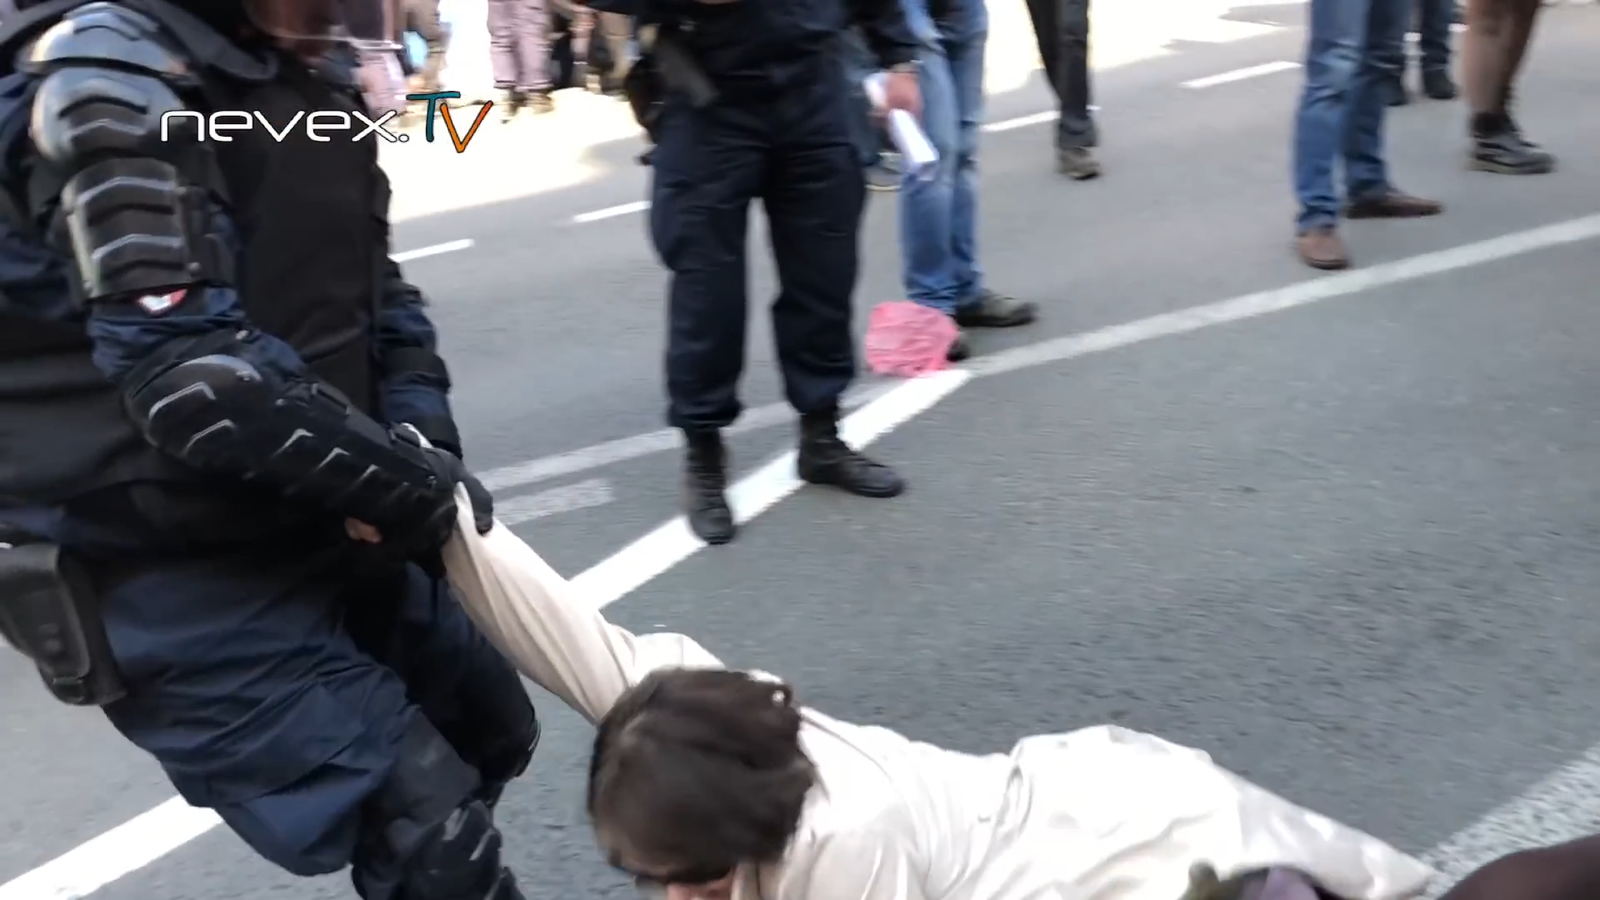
[381,0,1299,220]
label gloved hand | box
[422,444,494,536]
[345,427,495,558]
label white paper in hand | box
[863,72,939,182]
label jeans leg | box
[516,0,552,92]
[487,0,518,88]
[896,0,962,313]
[1053,0,1095,148]
[946,7,987,303]
[1344,0,1403,198]
[1419,0,1455,71]
[1292,0,1370,231]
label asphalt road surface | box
[6,4,1600,899]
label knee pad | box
[357,717,525,900]
[407,800,522,900]
[474,712,539,811]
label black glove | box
[422,445,494,536]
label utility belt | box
[0,535,126,707]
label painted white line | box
[9,214,1600,900]
[569,368,971,607]
[1181,60,1301,89]
[0,797,220,900]
[477,383,889,493]
[572,200,651,224]
[972,213,1600,380]
[392,238,474,262]
[982,110,1057,132]
[1419,742,1600,897]
[497,479,615,526]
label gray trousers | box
[488,0,552,91]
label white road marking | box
[1419,743,1600,897]
[477,384,888,493]
[8,213,1600,899]
[496,479,615,526]
[0,797,219,900]
[1181,60,1301,89]
[982,109,1074,133]
[569,369,971,607]
[572,200,651,224]
[392,239,474,262]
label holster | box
[623,49,664,144]
[0,540,127,706]
[624,26,719,149]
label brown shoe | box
[1296,226,1349,270]
[1343,190,1443,219]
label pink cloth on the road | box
[863,300,959,378]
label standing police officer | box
[0,1,537,897]
[592,0,922,546]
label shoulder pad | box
[19,2,197,86]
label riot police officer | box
[593,0,922,546]
[0,1,537,897]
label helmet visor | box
[243,0,400,50]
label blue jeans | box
[1414,0,1455,72]
[898,0,987,314]
[1292,0,1407,232]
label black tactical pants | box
[93,526,535,893]
[649,54,864,431]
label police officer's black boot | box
[683,431,736,545]
[795,409,905,499]
[1469,112,1555,175]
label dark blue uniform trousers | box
[94,535,531,881]
[650,53,866,431]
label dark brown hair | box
[587,669,816,877]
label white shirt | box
[439,495,1438,900]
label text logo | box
[160,109,405,143]
[406,92,493,153]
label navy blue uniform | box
[0,3,534,898]
[592,0,918,431]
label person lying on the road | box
[430,486,1435,900]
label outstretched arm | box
[440,490,725,721]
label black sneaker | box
[946,331,971,362]
[1421,69,1457,100]
[1056,146,1101,180]
[954,290,1038,329]
[866,151,902,192]
[1470,121,1556,175]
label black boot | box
[683,431,735,545]
[795,410,905,498]
[1469,112,1555,175]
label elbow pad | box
[122,330,460,552]
[24,2,231,302]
